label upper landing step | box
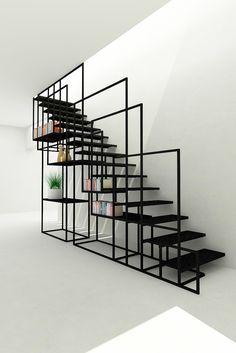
[35,95,75,107]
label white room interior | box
[0,0,235,352]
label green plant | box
[46,173,62,189]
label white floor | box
[0,212,235,353]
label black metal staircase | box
[32,63,225,294]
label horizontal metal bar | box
[91,104,142,123]
[128,149,180,158]
[73,77,128,104]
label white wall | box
[66,0,236,267]
[0,125,41,213]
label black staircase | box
[32,63,225,294]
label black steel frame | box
[32,62,203,294]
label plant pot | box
[48,188,62,200]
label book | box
[96,178,101,191]
[33,128,38,139]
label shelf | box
[143,230,206,247]
[142,214,188,225]
[34,132,74,142]
[43,198,88,204]
[165,248,225,272]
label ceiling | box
[0,0,169,127]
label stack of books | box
[92,201,123,217]
[34,121,62,139]
[84,178,101,191]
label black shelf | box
[143,230,206,247]
[34,132,73,142]
[43,198,88,204]
[165,249,225,272]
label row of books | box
[34,121,62,139]
[84,178,101,191]
[84,178,113,191]
[92,201,123,217]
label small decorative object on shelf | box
[92,201,123,217]
[47,173,63,199]
[102,178,113,189]
[65,148,71,162]
[57,145,65,162]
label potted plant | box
[47,173,63,199]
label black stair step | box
[86,187,160,194]
[165,248,225,272]
[67,140,117,149]
[34,131,74,142]
[49,160,136,167]
[92,174,148,178]
[115,200,173,207]
[143,230,206,247]
[39,102,81,112]
[56,121,101,133]
[143,214,188,225]
[76,151,125,158]
[35,95,74,107]
[49,115,91,126]
[44,107,87,119]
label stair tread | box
[86,187,160,194]
[67,140,117,149]
[39,102,81,112]
[76,151,125,158]
[49,115,91,126]
[44,107,87,119]
[50,161,136,167]
[165,248,225,272]
[35,95,74,107]
[115,200,173,207]
[56,121,101,133]
[143,214,188,225]
[92,174,148,178]
[143,230,206,246]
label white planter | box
[48,188,62,200]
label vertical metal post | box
[125,78,129,264]
[41,148,44,233]
[177,149,181,284]
[140,104,144,270]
